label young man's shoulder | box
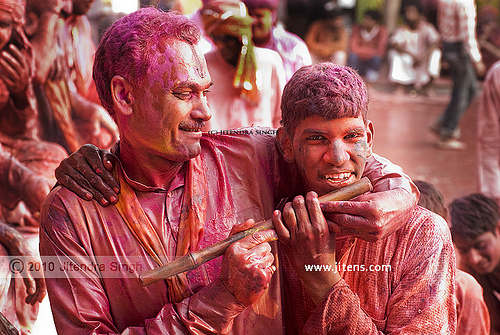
[392,206,454,259]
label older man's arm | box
[40,190,276,335]
[54,147,418,241]
[322,153,419,241]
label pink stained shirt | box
[477,61,500,200]
[285,206,457,334]
[204,48,285,131]
[40,130,417,334]
[455,270,491,335]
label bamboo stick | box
[140,177,373,286]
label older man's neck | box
[118,141,184,189]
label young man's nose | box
[323,141,348,166]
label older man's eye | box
[172,92,191,100]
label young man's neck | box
[118,141,184,189]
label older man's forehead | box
[146,40,209,89]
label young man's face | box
[248,8,274,44]
[454,226,500,274]
[280,115,373,196]
[122,40,212,163]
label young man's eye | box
[307,135,325,141]
[346,132,362,138]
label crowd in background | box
[1,0,500,334]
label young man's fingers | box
[82,145,120,195]
[306,191,327,231]
[282,202,298,240]
[292,195,311,233]
[272,210,290,243]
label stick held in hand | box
[140,177,373,286]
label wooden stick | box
[140,177,373,286]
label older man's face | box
[122,40,212,164]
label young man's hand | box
[55,144,119,206]
[219,219,277,306]
[273,192,341,304]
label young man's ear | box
[366,120,374,157]
[111,75,134,116]
[276,127,295,163]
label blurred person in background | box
[415,180,491,335]
[0,0,65,333]
[450,193,500,335]
[432,0,485,150]
[305,5,348,65]
[477,6,500,76]
[242,0,311,81]
[477,61,500,206]
[347,9,388,83]
[26,0,118,153]
[388,2,441,96]
[202,0,285,130]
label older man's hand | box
[321,189,415,242]
[219,219,277,306]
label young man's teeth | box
[325,173,350,181]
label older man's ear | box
[111,75,135,116]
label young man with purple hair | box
[273,63,456,333]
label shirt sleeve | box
[39,190,246,335]
[363,153,419,202]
